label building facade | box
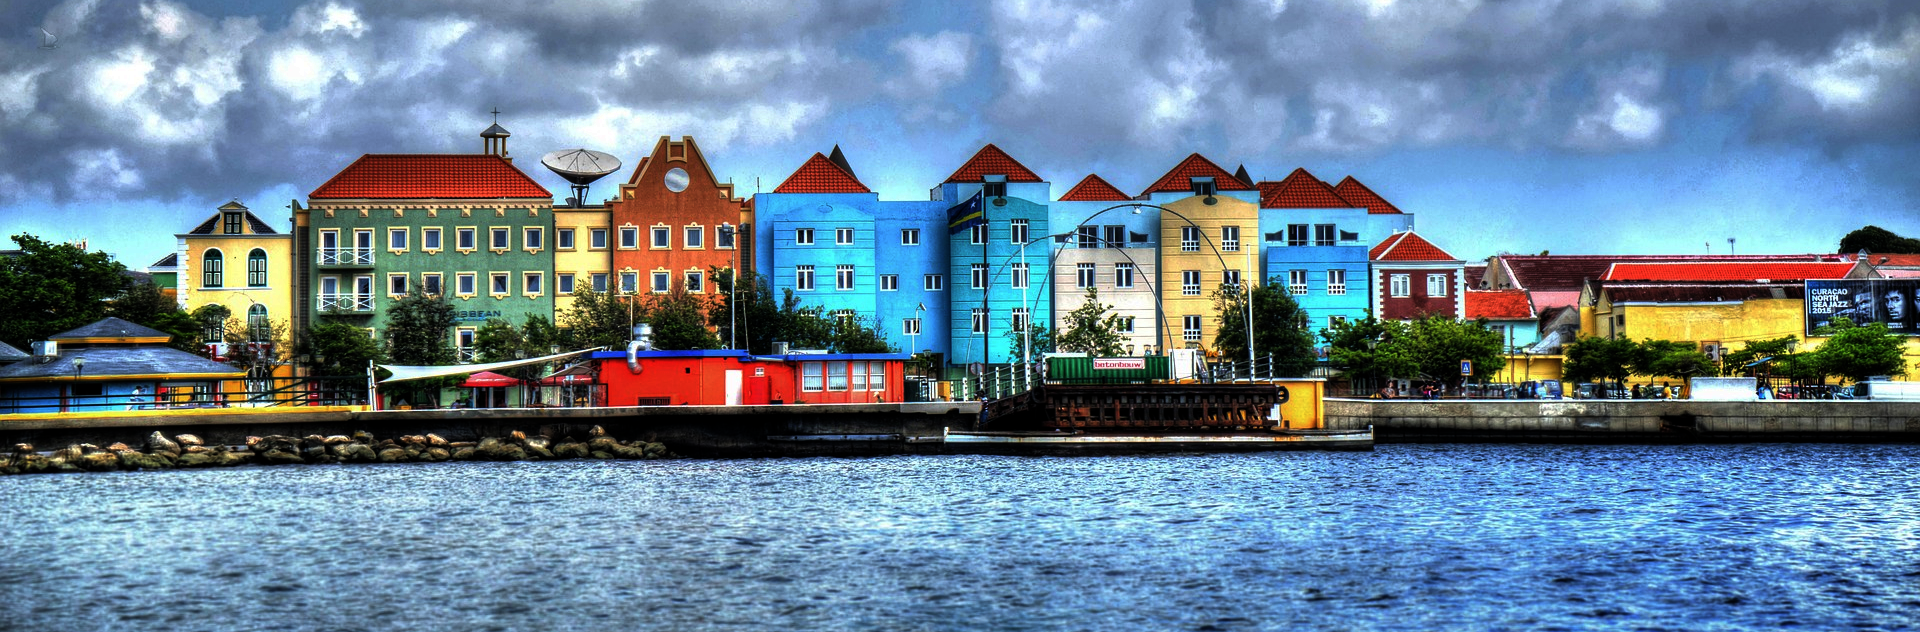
[1143,154,1260,355]
[935,145,1052,367]
[1370,231,1466,321]
[604,136,750,303]
[172,200,295,364]
[1051,174,1159,355]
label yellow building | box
[1143,154,1261,355]
[174,200,295,378]
[552,204,611,317]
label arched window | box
[247,304,269,342]
[247,249,268,287]
[202,249,223,287]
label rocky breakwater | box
[0,426,672,475]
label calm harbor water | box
[4,444,1919,631]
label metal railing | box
[317,247,374,266]
[0,376,370,414]
[317,293,374,312]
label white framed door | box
[725,370,743,406]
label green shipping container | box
[1046,356,1169,384]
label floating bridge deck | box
[984,383,1286,430]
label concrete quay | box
[1326,398,1920,443]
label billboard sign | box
[1806,279,1919,336]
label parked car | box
[1574,383,1629,399]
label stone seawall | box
[1326,399,1920,442]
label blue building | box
[0,318,244,414]
[933,145,1052,367]
[1256,169,1414,338]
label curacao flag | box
[946,191,984,235]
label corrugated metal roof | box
[1604,261,1856,282]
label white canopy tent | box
[369,348,604,409]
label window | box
[827,362,849,390]
[247,304,269,342]
[684,226,703,249]
[1427,274,1449,297]
[802,362,823,391]
[457,273,476,296]
[458,227,475,250]
[971,308,988,334]
[618,226,637,249]
[869,362,885,391]
[836,265,854,290]
[685,270,703,293]
[1330,315,1348,328]
[901,229,920,246]
[983,181,1007,198]
[1012,308,1030,332]
[1328,269,1347,296]
[388,273,408,296]
[652,272,670,293]
[796,265,815,291]
[223,212,243,235]
[247,249,268,287]
[1289,269,1308,295]
[423,273,442,296]
[1104,225,1125,249]
[1115,263,1135,289]
[852,361,868,391]
[1182,270,1200,296]
[1077,263,1096,289]
[1119,316,1136,333]
[903,318,921,335]
[1222,226,1240,252]
[590,228,607,249]
[1077,225,1099,249]
[424,228,442,250]
[457,328,476,361]
[620,272,637,293]
[1191,177,1216,197]
[491,227,509,250]
[795,228,814,245]
[1181,226,1201,252]
[202,249,223,287]
[1012,263,1029,289]
[717,224,735,249]
[970,223,987,245]
[389,228,408,251]
[880,274,899,291]
[490,272,509,295]
[525,227,543,251]
[971,263,989,290]
[1224,269,1242,290]
[1287,224,1308,247]
[835,227,854,245]
[1184,315,1202,343]
[557,228,575,250]
[651,226,669,249]
[1390,274,1410,297]
[355,276,374,300]
[925,274,944,291]
[525,272,543,295]
[591,273,608,293]
[1011,219,1028,245]
[1315,224,1336,247]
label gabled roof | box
[1257,168,1353,209]
[150,253,178,268]
[0,341,27,362]
[1141,153,1257,194]
[1332,176,1404,214]
[1059,174,1132,202]
[772,153,871,194]
[943,144,1044,184]
[1464,263,1487,289]
[0,345,244,381]
[1370,231,1457,261]
[1603,262,1856,282]
[310,154,552,199]
[187,209,279,235]
[1465,290,1535,320]
[49,317,170,342]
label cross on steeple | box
[491,107,500,123]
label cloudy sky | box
[3,0,1918,269]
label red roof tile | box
[1332,176,1404,214]
[1464,264,1487,289]
[1603,283,1807,303]
[1495,254,1849,292]
[1059,174,1132,202]
[1257,168,1352,209]
[1605,262,1856,282]
[1465,290,1534,320]
[309,154,551,199]
[1141,153,1257,194]
[1371,231,1457,261]
[1866,253,1920,267]
[943,144,1044,183]
[772,153,871,194]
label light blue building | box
[1256,169,1414,337]
[934,145,1052,367]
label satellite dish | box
[40,28,57,50]
[541,149,620,207]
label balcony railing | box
[318,247,374,266]
[457,347,477,363]
[317,293,373,312]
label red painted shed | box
[590,350,908,406]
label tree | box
[0,234,130,349]
[1004,321,1054,360]
[188,304,230,354]
[1839,226,1920,255]
[559,288,645,351]
[384,288,457,366]
[1721,336,1798,376]
[828,313,896,354]
[223,315,289,378]
[110,280,199,347]
[1396,314,1508,387]
[297,317,383,376]
[1561,335,1638,386]
[1211,280,1317,377]
[1322,314,1415,383]
[1055,289,1127,357]
[646,288,720,350]
[1813,318,1909,383]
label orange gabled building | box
[605,136,751,298]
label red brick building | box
[1370,231,1465,320]
[605,136,751,296]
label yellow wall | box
[1496,354,1564,384]
[1271,378,1325,429]
[1156,195,1260,356]
[178,228,296,378]
[552,206,611,317]
[1596,294,1920,384]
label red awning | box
[459,371,522,387]
[534,364,595,386]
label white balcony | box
[318,248,374,266]
[317,293,373,312]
